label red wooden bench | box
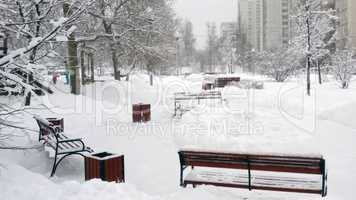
[214,77,240,88]
[178,149,327,197]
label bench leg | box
[50,157,57,177]
[50,152,86,177]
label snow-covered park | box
[1,72,356,200]
[1,0,356,200]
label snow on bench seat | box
[184,168,322,191]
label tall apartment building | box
[265,0,298,48]
[238,0,297,51]
[238,0,264,51]
[221,22,238,39]
[335,0,356,51]
[220,22,239,48]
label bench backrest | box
[34,116,56,139]
[179,150,325,175]
[174,92,222,100]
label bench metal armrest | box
[58,138,86,151]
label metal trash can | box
[85,152,125,183]
[202,83,214,90]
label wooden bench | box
[174,91,223,117]
[178,150,327,197]
[214,77,240,88]
[34,116,93,176]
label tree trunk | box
[111,44,120,81]
[80,50,85,84]
[63,2,80,94]
[29,3,41,63]
[317,60,322,84]
[90,53,94,82]
[306,9,311,96]
[25,91,31,106]
[307,56,311,96]
[150,73,153,86]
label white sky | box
[173,0,238,49]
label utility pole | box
[176,37,180,76]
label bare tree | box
[293,0,336,95]
[206,22,218,72]
[83,0,176,81]
[178,20,196,66]
[0,0,94,148]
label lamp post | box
[176,36,180,76]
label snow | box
[1,73,356,200]
[66,26,77,37]
[50,17,68,27]
[29,37,43,47]
[56,35,68,42]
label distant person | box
[52,72,59,84]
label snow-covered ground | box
[1,73,356,200]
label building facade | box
[238,0,265,51]
[220,22,239,48]
[220,22,238,40]
[335,0,356,51]
[238,0,297,51]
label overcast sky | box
[173,0,238,49]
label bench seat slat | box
[185,161,322,174]
[181,150,323,160]
[185,179,323,195]
[57,133,81,149]
[44,133,84,153]
[184,156,322,166]
[185,169,322,192]
[60,134,81,148]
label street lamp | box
[176,36,180,76]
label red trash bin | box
[141,104,151,122]
[132,104,151,123]
[85,152,125,183]
[132,104,142,123]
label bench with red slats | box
[178,149,327,197]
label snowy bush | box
[258,48,300,82]
[331,50,355,89]
[238,80,264,89]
